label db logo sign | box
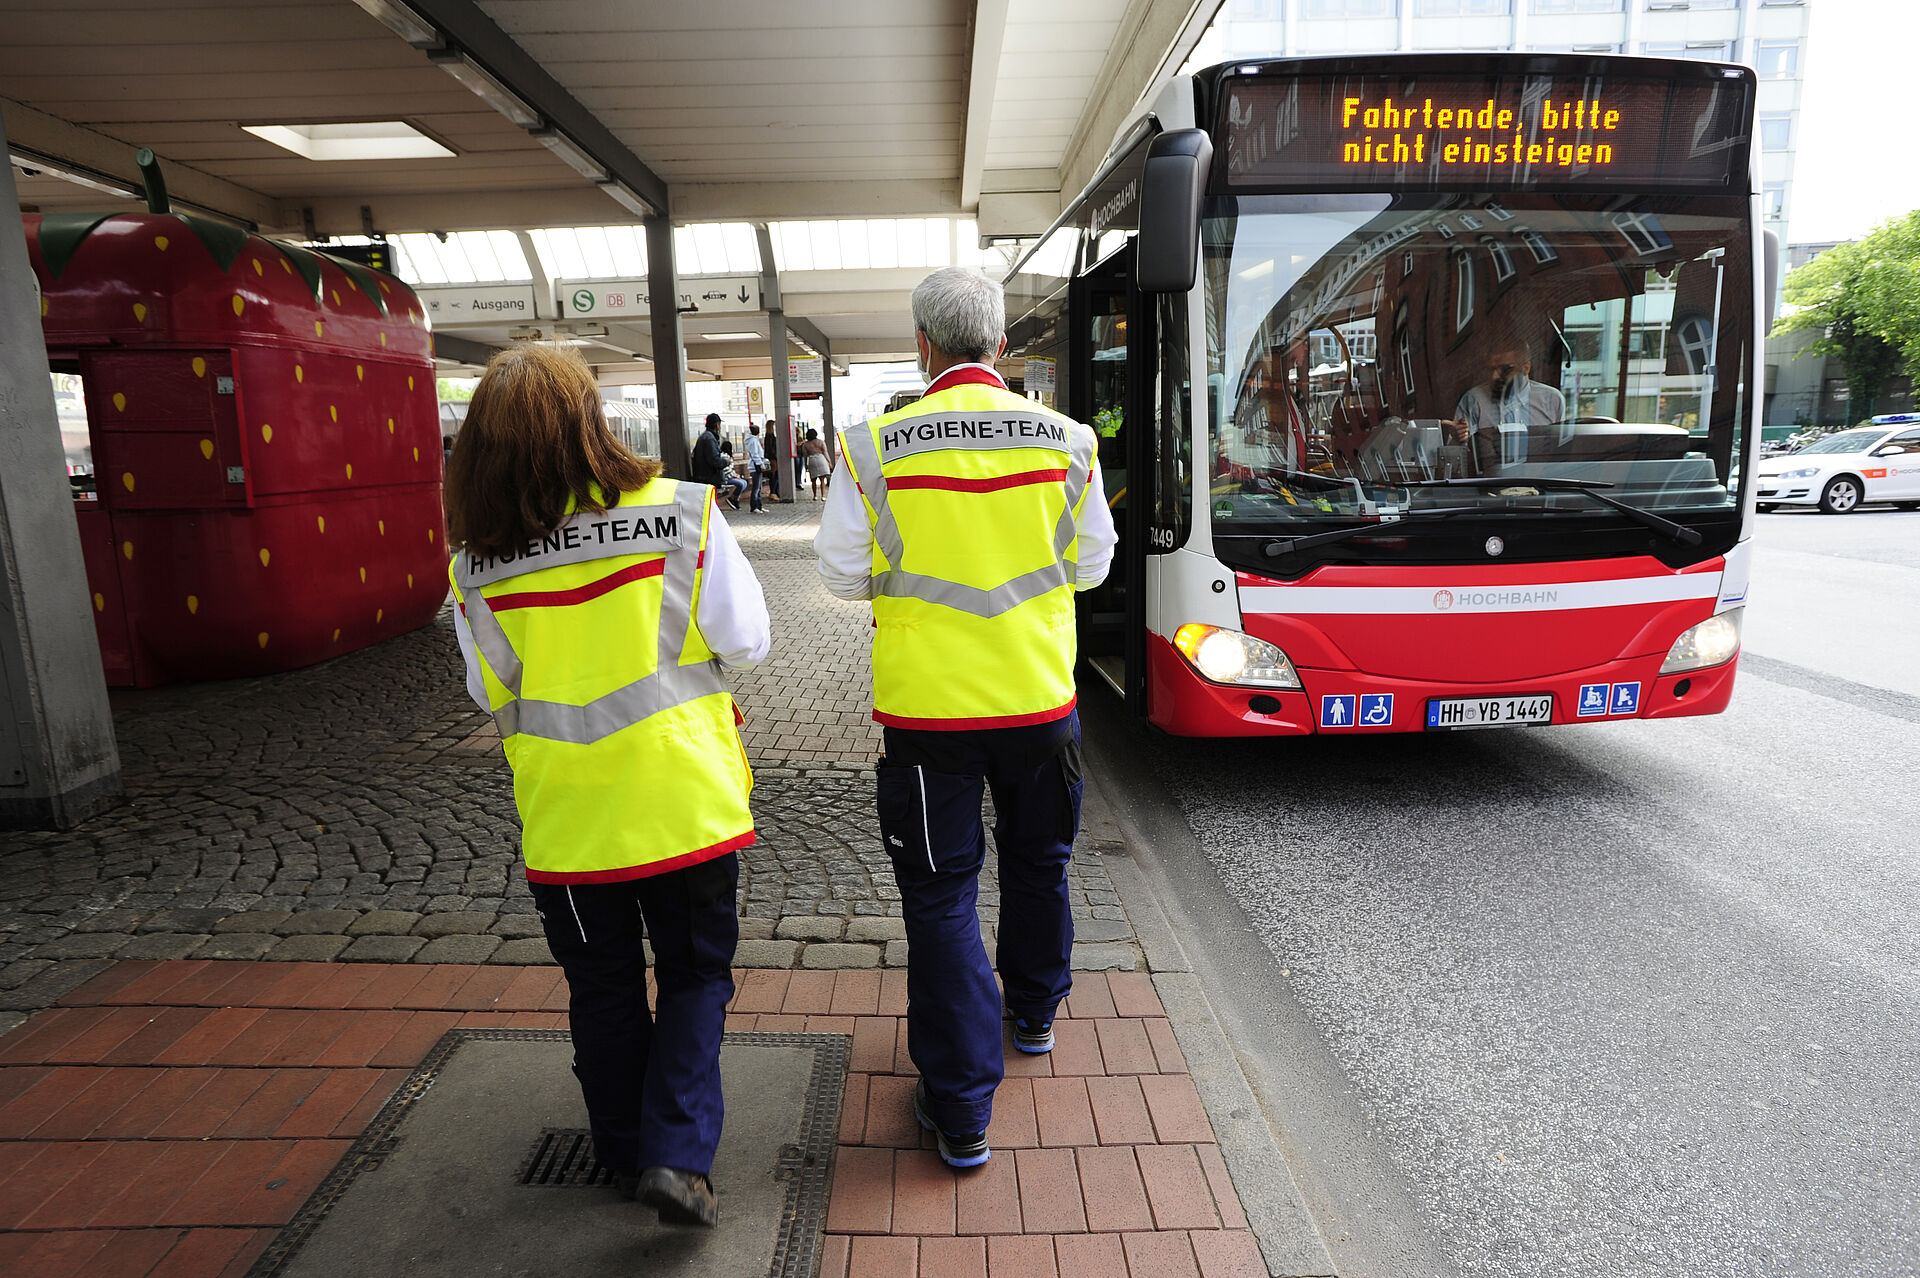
[1433,589,1454,611]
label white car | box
[1755,419,1920,514]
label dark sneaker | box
[1012,1017,1054,1054]
[913,1080,991,1168]
[636,1166,718,1226]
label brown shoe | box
[637,1166,717,1226]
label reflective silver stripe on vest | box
[456,485,724,744]
[844,406,1096,619]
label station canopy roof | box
[5,0,1217,382]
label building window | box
[1612,210,1671,256]
[1487,238,1516,283]
[1485,202,1514,222]
[1459,213,1484,231]
[1517,227,1558,263]
[1759,114,1792,152]
[1436,222,1456,240]
[1675,316,1715,375]
[1648,0,1736,10]
[1230,0,1280,17]
[1644,41,1735,61]
[1396,309,1416,398]
[1454,252,1476,332]
[1403,250,1415,276]
[1302,0,1397,16]
[1754,41,1800,79]
[1531,0,1620,10]
[1763,183,1786,220]
[1416,0,1509,13]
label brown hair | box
[444,344,659,558]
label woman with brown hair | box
[446,344,769,1227]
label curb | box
[1081,768,1339,1278]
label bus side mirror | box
[1137,129,1212,295]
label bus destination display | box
[1222,70,1751,191]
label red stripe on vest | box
[486,557,665,612]
[523,830,755,883]
[872,696,1076,730]
[887,468,1068,494]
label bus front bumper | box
[1143,631,1739,737]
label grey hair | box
[911,267,1005,363]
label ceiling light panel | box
[241,122,454,162]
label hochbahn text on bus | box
[1003,52,1764,737]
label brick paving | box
[0,961,1263,1278]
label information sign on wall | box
[788,356,825,394]
[1025,356,1057,395]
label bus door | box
[1072,244,1152,717]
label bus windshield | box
[1203,191,1752,549]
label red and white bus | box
[1005,53,1767,736]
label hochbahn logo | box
[1433,587,1561,611]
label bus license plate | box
[1425,695,1554,730]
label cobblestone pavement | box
[0,487,1139,1025]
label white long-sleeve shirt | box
[454,494,771,712]
[813,364,1119,601]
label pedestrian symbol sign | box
[1319,695,1356,728]
[1577,684,1610,716]
[1358,693,1393,726]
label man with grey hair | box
[815,266,1117,1168]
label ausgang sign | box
[416,284,543,324]
[559,275,762,320]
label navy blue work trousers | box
[530,853,739,1176]
[878,711,1083,1134]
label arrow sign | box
[737,284,751,303]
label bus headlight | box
[1661,609,1742,674]
[1172,624,1302,688]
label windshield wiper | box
[1407,476,1703,547]
[1260,506,1484,557]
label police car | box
[1754,416,1920,514]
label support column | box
[645,214,691,478]
[0,109,121,829]
[768,307,791,463]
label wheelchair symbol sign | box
[1358,693,1394,726]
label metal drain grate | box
[247,1028,849,1278]
[517,1128,619,1188]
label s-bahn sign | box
[559,275,762,319]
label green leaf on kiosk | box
[327,257,391,317]
[173,214,251,272]
[267,240,327,300]
[36,214,116,281]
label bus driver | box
[1442,339,1565,474]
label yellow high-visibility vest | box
[840,371,1098,729]
[448,478,753,882]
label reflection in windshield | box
[1793,428,1882,456]
[1205,193,1751,531]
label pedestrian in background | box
[692,413,740,510]
[763,423,784,502]
[446,345,770,1224]
[744,423,768,514]
[799,428,831,500]
[812,267,1116,1167]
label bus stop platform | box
[0,960,1268,1278]
[0,499,1325,1277]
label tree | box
[1774,211,1920,420]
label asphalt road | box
[1088,507,1920,1278]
